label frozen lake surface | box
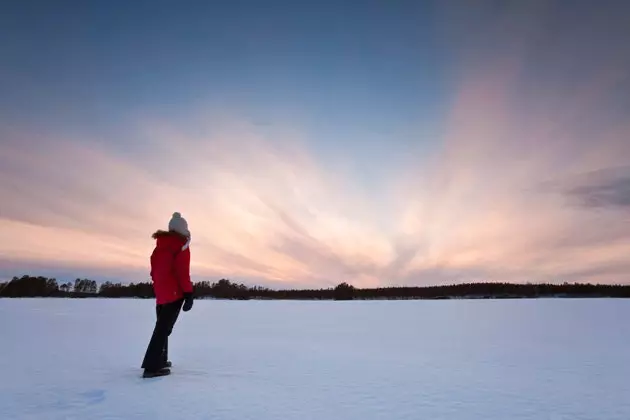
[1,298,629,419]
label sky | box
[1,0,629,288]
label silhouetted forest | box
[2,275,630,300]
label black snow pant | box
[141,298,184,371]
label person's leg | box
[156,304,169,367]
[166,299,183,337]
[141,304,167,371]
[141,300,182,372]
[162,337,169,367]
[162,299,183,365]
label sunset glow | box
[1,1,629,287]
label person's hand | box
[182,292,194,312]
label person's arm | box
[175,247,193,295]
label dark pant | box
[141,299,183,371]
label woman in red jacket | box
[141,212,194,378]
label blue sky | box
[1,0,453,193]
[1,2,446,133]
[1,0,630,287]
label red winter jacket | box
[150,230,193,305]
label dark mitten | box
[182,292,194,312]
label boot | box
[143,367,171,378]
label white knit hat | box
[168,212,190,238]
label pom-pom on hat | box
[168,212,190,238]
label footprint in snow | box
[78,389,106,405]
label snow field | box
[1,298,629,419]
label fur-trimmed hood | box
[152,229,188,240]
[151,230,191,251]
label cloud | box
[563,167,630,210]
[387,0,630,285]
[0,114,397,287]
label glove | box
[182,292,194,312]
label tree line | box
[0,276,99,298]
[2,275,630,300]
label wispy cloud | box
[384,0,630,285]
[0,115,397,287]
[563,167,630,210]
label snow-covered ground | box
[1,298,629,419]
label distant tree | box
[334,282,355,300]
[71,278,97,295]
[87,280,97,294]
[46,278,59,294]
[99,282,110,295]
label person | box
[141,212,194,378]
